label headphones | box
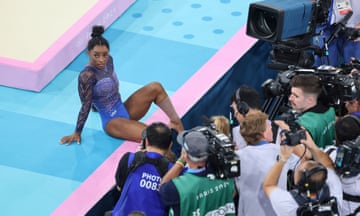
[179,130,190,145]
[347,114,360,127]
[296,164,328,194]
[350,80,360,102]
[178,129,199,147]
[234,88,249,116]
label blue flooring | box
[1,165,80,215]
[0,110,119,181]
[67,30,217,91]
[0,0,257,215]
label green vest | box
[297,107,335,149]
[171,173,235,216]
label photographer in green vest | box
[159,130,236,216]
[288,74,336,149]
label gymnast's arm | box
[60,70,96,145]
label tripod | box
[262,95,289,120]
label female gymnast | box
[60,25,183,145]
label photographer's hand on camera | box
[279,144,293,163]
[274,120,290,131]
[300,131,334,169]
[277,122,313,160]
[299,130,317,151]
[273,120,289,144]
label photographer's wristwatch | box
[276,155,287,163]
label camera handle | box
[318,11,354,65]
[327,11,353,46]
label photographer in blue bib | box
[111,122,173,216]
[159,129,237,216]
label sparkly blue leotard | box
[75,56,130,133]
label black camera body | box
[281,129,307,146]
[262,66,359,117]
[345,27,360,41]
[278,109,307,146]
[335,136,360,177]
[194,126,241,179]
[296,196,339,216]
[341,58,360,75]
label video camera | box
[192,125,240,179]
[296,197,339,216]
[246,0,360,119]
[341,58,360,75]
[261,65,359,118]
[278,109,307,146]
[335,135,360,177]
[247,0,330,43]
[247,0,331,68]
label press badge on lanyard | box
[335,0,353,15]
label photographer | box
[230,85,262,149]
[332,115,360,215]
[111,122,173,216]
[314,1,360,67]
[345,96,360,117]
[159,130,236,216]
[288,74,336,149]
[210,115,232,138]
[344,83,360,117]
[235,110,298,215]
[263,131,343,216]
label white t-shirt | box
[235,143,299,216]
[232,125,247,150]
[341,174,360,215]
[269,169,343,216]
[323,145,360,215]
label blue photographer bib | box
[112,152,170,216]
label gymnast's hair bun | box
[91,25,105,38]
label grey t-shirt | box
[235,143,298,216]
[269,169,343,216]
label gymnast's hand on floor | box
[60,132,81,145]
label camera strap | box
[127,151,170,178]
[325,146,336,156]
[347,206,360,216]
[343,192,360,202]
